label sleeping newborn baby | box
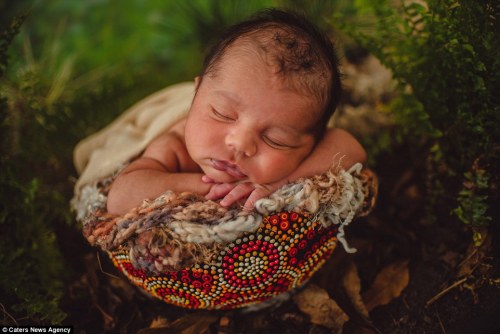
[106,9,366,215]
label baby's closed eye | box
[262,135,295,149]
[211,106,235,122]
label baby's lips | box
[211,159,247,178]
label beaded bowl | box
[109,210,338,310]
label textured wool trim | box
[72,161,377,274]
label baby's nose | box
[225,131,257,157]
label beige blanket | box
[73,81,196,194]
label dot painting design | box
[110,211,338,310]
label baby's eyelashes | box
[211,107,235,122]
[262,135,294,149]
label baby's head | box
[201,8,342,138]
[185,9,342,185]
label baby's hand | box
[204,179,255,208]
[203,176,282,210]
[202,176,238,202]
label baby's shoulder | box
[147,117,187,149]
[144,116,198,172]
[169,117,187,137]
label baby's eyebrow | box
[268,124,303,139]
[214,90,241,105]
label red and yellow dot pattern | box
[110,210,338,310]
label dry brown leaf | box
[293,284,349,332]
[173,314,218,334]
[362,260,409,311]
[149,316,170,328]
[139,314,218,334]
[343,262,369,317]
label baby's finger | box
[243,187,271,210]
[220,183,254,207]
[205,183,237,200]
[202,175,215,183]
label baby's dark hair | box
[201,8,342,138]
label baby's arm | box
[208,128,366,209]
[280,127,367,181]
[106,132,211,215]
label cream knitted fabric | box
[73,82,195,195]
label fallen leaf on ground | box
[293,284,349,332]
[362,260,409,311]
[343,262,369,318]
[138,313,218,334]
[171,314,218,334]
[149,316,170,328]
[217,316,231,334]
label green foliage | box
[0,175,67,324]
[0,15,69,324]
[0,2,169,324]
[453,165,491,227]
[338,0,499,234]
[0,14,26,76]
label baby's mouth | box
[211,159,247,179]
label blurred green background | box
[0,0,497,327]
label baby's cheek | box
[254,155,297,183]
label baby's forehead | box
[232,35,327,102]
[217,40,323,98]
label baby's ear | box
[194,76,202,90]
